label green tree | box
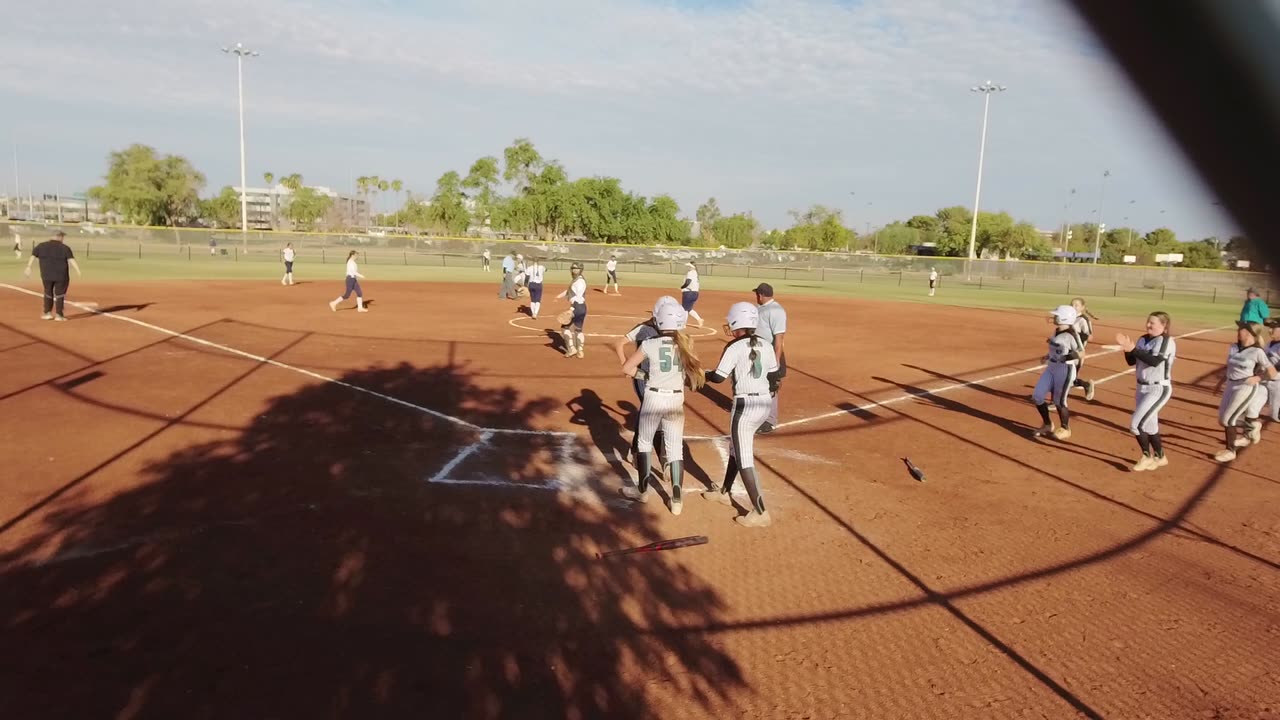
[199,186,242,228]
[784,206,854,251]
[759,229,785,249]
[641,195,686,245]
[427,171,471,234]
[874,223,920,255]
[503,138,543,192]
[280,174,303,191]
[933,206,973,256]
[286,186,334,230]
[463,156,501,225]
[695,198,722,242]
[1179,240,1224,269]
[708,213,758,249]
[1224,235,1263,269]
[263,172,274,186]
[88,144,206,226]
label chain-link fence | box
[6,221,1275,306]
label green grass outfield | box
[4,251,1244,330]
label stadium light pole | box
[1091,170,1111,263]
[967,81,1006,261]
[222,43,258,249]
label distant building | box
[234,185,370,230]
[2,193,118,224]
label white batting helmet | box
[654,303,688,331]
[726,302,758,331]
[652,295,680,317]
[1051,305,1079,326]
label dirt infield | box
[1,279,1277,719]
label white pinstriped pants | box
[1131,384,1172,435]
[635,389,684,461]
[1219,380,1267,427]
[1268,379,1280,421]
[730,394,772,469]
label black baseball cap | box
[752,283,774,297]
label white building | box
[234,185,369,230]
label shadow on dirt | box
[0,361,743,718]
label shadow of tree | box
[0,362,743,718]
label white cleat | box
[1131,456,1156,472]
[1214,449,1237,463]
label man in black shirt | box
[23,231,82,321]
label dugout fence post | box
[1066,279,1071,294]
[860,269,864,283]
[322,248,326,264]
[86,242,90,259]
[1212,287,1217,303]
[784,267,789,280]
[899,271,904,286]
[1022,278,1026,292]
[821,267,825,282]
[978,275,982,290]
[403,250,407,265]
[1161,284,1166,300]
[188,245,191,261]
[234,246,238,261]
[1113,281,1117,297]
[364,251,368,265]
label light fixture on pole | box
[967,80,1006,261]
[222,42,259,249]
[1091,170,1110,264]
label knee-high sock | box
[356,297,365,310]
[576,331,585,350]
[669,461,683,502]
[636,451,652,492]
[1036,403,1051,425]
[1137,432,1152,456]
[1150,434,1164,458]
[1057,404,1070,428]
[1225,427,1237,450]
[721,455,739,494]
[740,467,766,514]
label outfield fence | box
[5,221,1276,306]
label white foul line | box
[0,283,573,438]
[687,324,1231,439]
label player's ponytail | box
[669,330,706,391]
[746,329,760,367]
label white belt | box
[1138,379,1171,387]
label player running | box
[605,255,621,295]
[703,302,781,528]
[1031,305,1083,441]
[620,303,705,516]
[328,250,368,313]
[1068,297,1099,400]
[1212,322,1278,462]
[615,297,679,462]
[1116,312,1176,471]
[555,261,588,358]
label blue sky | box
[0,0,1239,239]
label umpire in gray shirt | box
[752,283,787,433]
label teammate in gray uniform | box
[620,303,706,515]
[613,296,679,461]
[1212,322,1279,463]
[1068,297,1098,401]
[752,283,787,433]
[704,302,781,528]
[1116,312,1176,471]
[1031,305,1083,440]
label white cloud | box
[0,0,1237,238]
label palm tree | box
[263,172,276,229]
[375,178,390,225]
[390,179,404,227]
[281,173,303,191]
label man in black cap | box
[752,283,787,433]
[23,231,82,321]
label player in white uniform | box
[555,262,588,358]
[1116,312,1176,471]
[281,242,296,285]
[482,248,491,272]
[328,250,368,312]
[680,262,705,327]
[1067,297,1098,401]
[1031,305,1083,440]
[1212,322,1279,462]
[1266,321,1280,423]
[703,302,781,527]
[604,255,621,295]
[928,267,938,297]
[620,303,706,515]
[525,258,546,318]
